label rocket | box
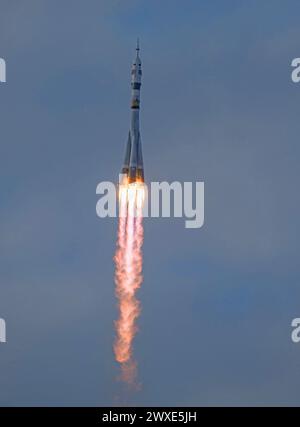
[121,40,144,184]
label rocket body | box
[122,41,144,183]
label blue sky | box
[0,0,300,406]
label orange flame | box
[114,182,145,386]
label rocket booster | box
[121,40,144,183]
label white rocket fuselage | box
[122,42,144,183]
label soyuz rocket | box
[121,40,144,184]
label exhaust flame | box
[114,182,145,386]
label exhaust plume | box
[114,182,145,386]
